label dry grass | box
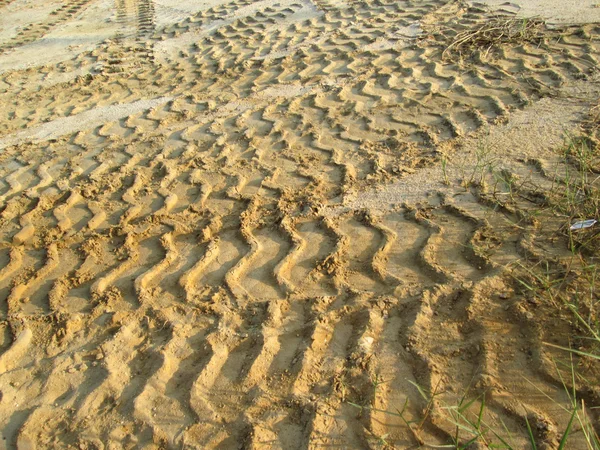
[442,17,546,61]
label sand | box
[470,0,600,25]
[0,0,599,448]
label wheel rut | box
[1,0,599,447]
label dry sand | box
[0,0,599,448]
[470,0,600,25]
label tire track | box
[1,0,599,446]
[0,0,95,54]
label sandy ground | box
[0,0,599,448]
[470,0,600,25]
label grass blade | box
[525,415,538,450]
[558,408,577,450]
[544,342,600,361]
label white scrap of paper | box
[570,219,597,231]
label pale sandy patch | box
[0,0,119,74]
[0,97,172,149]
[469,0,600,25]
[0,0,64,45]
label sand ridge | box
[0,0,599,448]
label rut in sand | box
[0,0,599,447]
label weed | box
[347,105,600,448]
[373,107,600,448]
[441,154,450,185]
[509,122,600,448]
[460,136,498,188]
[350,382,519,449]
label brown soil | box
[0,0,599,448]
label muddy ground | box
[0,0,599,448]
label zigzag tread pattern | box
[0,0,599,447]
